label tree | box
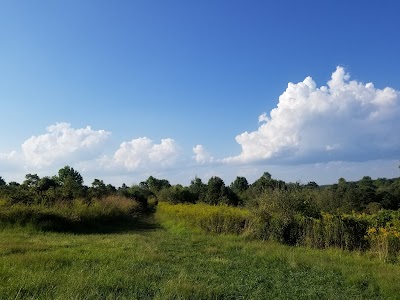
[57,166,83,186]
[90,179,107,199]
[38,177,58,192]
[203,176,239,205]
[23,174,40,189]
[106,184,116,194]
[330,178,361,212]
[357,176,377,207]
[263,172,272,180]
[230,176,249,194]
[158,184,194,204]
[305,181,319,189]
[56,166,85,200]
[118,183,129,195]
[122,185,153,207]
[188,176,206,202]
[250,172,286,196]
[382,179,400,209]
[0,176,5,186]
[204,176,225,205]
[140,176,171,194]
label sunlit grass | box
[156,201,251,234]
[0,205,399,299]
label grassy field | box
[1,207,400,299]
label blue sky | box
[1,0,399,186]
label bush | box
[246,189,320,245]
[118,185,151,208]
[157,185,195,204]
[0,196,141,232]
[247,188,371,249]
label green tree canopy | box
[204,176,239,206]
[56,166,85,200]
[23,174,40,189]
[140,176,171,193]
[230,176,249,194]
[38,177,58,192]
[188,176,206,202]
[57,166,83,186]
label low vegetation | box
[157,202,250,235]
[0,196,142,233]
[1,167,400,298]
[2,212,400,299]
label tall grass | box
[159,201,400,263]
[0,195,141,232]
[157,202,250,234]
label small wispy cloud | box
[0,151,17,161]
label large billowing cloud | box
[113,137,180,171]
[224,67,400,164]
[22,123,110,167]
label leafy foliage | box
[158,185,195,204]
[140,176,171,193]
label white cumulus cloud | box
[0,151,17,161]
[113,137,180,171]
[224,67,400,164]
[0,150,22,173]
[193,144,213,164]
[22,123,111,167]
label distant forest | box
[1,165,399,214]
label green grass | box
[0,207,400,299]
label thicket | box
[0,166,152,231]
[0,196,141,232]
[158,201,400,263]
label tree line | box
[1,167,399,214]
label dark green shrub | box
[0,196,141,232]
[157,185,195,204]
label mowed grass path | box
[1,212,399,299]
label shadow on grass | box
[45,211,161,234]
[0,206,161,235]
